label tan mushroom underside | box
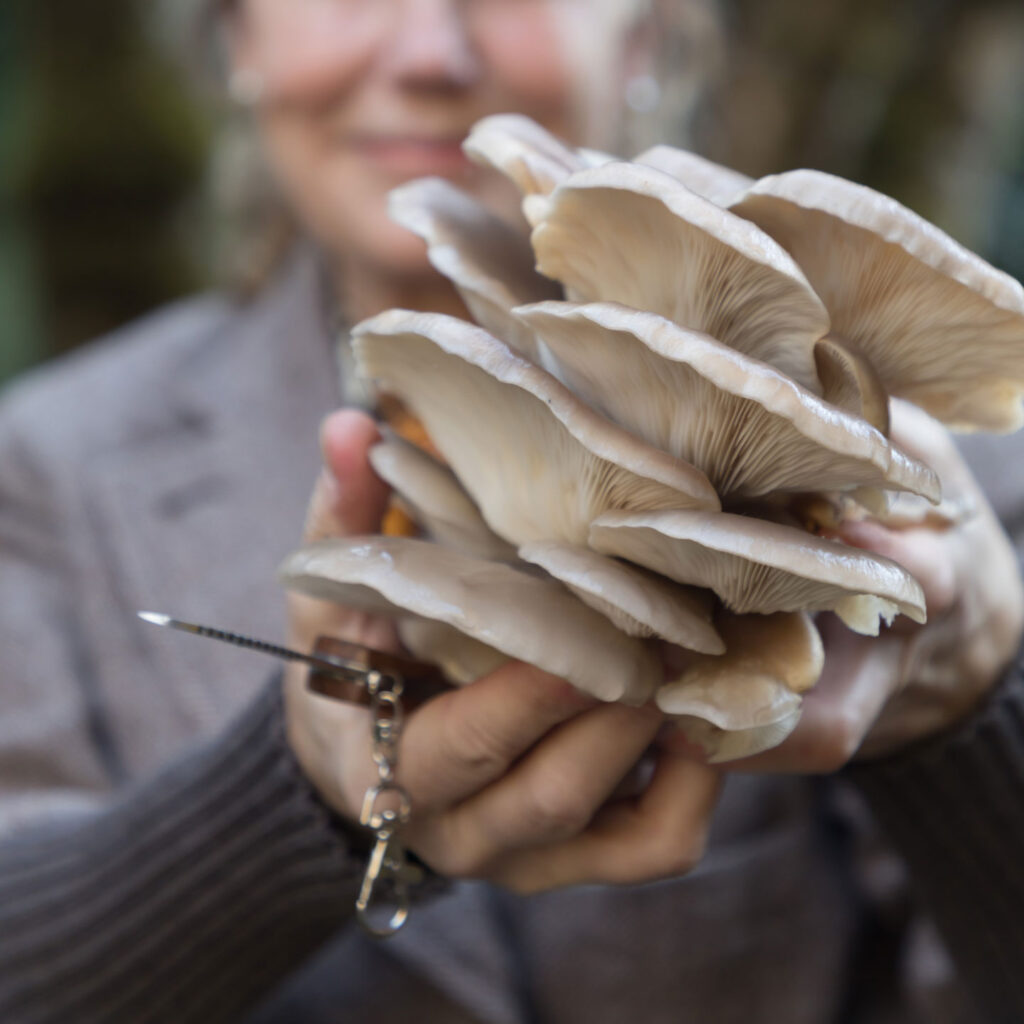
[518,540,724,654]
[813,335,891,436]
[731,170,1024,432]
[589,508,926,635]
[353,310,719,546]
[528,161,829,393]
[368,435,518,562]
[520,301,938,502]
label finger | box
[835,519,956,616]
[726,616,904,774]
[398,662,598,812]
[889,399,958,464]
[484,751,721,893]
[440,701,663,862]
[304,409,389,541]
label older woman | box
[1,2,1023,1022]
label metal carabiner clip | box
[137,613,451,938]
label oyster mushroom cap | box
[278,535,661,703]
[668,710,804,765]
[657,611,822,762]
[660,609,823,704]
[730,169,1024,432]
[589,508,926,635]
[518,301,938,502]
[814,334,891,436]
[397,618,509,685]
[657,611,821,763]
[517,540,724,654]
[353,310,719,546]
[527,161,829,392]
[388,177,560,362]
[634,144,753,207]
[463,113,587,199]
[368,435,518,562]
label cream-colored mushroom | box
[589,508,926,635]
[353,310,719,546]
[517,540,723,653]
[730,169,1024,432]
[518,302,938,502]
[813,335,891,435]
[657,611,822,762]
[388,177,560,362]
[667,710,804,765]
[368,434,518,562]
[396,618,509,686]
[279,535,661,703]
[527,161,829,392]
[463,113,587,199]
[634,144,753,207]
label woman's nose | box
[381,0,482,90]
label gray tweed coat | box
[2,250,1021,1023]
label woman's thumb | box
[303,410,389,542]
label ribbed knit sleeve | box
[848,661,1024,1024]
[0,682,362,1024]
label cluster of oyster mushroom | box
[280,114,1024,762]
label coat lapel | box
[83,252,344,772]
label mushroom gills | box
[731,169,1024,432]
[369,434,518,562]
[518,301,938,502]
[353,309,718,548]
[589,508,926,635]
[518,540,723,653]
[814,334,891,436]
[529,161,829,393]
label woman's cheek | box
[247,8,386,106]
[475,9,577,129]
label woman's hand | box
[725,402,1024,773]
[285,410,721,893]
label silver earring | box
[625,74,661,114]
[229,69,266,107]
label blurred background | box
[1,0,1022,384]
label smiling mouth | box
[346,134,473,177]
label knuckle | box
[432,847,482,879]
[809,707,863,773]
[523,775,592,839]
[515,668,587,720]
[412,821,489,880]
[648,826,708,879]
[438,702,512,780]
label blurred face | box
[229,0,645,280]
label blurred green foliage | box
[1,0,1022,383]
[704,0,1024,277]
[1,0,209,381]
